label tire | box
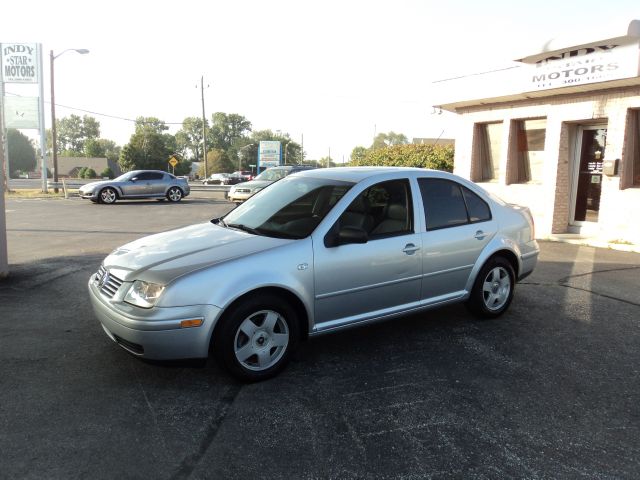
[213,294,300,382]
[466,256,515,319]
[99,187,117,204]
[166,187,183,202]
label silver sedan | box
[78,170,190,204]
[88,167,538,381]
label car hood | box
[103,222,291,285]
[80,180,111,191]
[233,179,272,190]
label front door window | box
[573,127,606,223]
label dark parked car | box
[203,173,246,185]
[78,170,190,204]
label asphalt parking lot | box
[1,195,640,479]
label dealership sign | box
[527,41,640,91]
[258,141,281,169]
[1,43,38,83]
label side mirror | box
[325,225,368,248]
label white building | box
[434,19,640,246]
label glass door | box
[572,126,606,224]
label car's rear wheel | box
[166,187,183,202]
[213,294,299,382]
[466,256,515,319]
[99,187,117,204]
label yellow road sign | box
[169,156,178,167]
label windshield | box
[223,176,353,239]
[255,168,287,182]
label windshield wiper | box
[226,223,263,236]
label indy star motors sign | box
[1,43,38,83]
[528,42,640,91]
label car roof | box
[292,166,444,182]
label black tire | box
[213,294,300,382]
[466,256,515,319]
[99,187,117,204]
[166,187,183,202]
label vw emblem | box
[97,271,109,288]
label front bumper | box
[79,190,99,200]
[88,276,222,360]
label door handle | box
[402,243,420,255]
[474,230,487,240]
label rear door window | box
[418,178,491,230]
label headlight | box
[124,280,165,308]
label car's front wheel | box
[213,294,300,382]
[466,256,515,319]
[166,187,183,202]
[99,187,117,204]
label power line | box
[4,91,185,125]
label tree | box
[56,114,101,153]
[372,131,409,149]
[134,116,168,135]
[85,138,121,162]
[175,117,207,162]
[7,129,36,177]
[350,143,454,172]
[350,146,368,163]
[210,113,252,151]
[209,149,234,173]
[119,117,175,172]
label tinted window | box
[338,179,412,238]
[419,178,469,230]
[462,187,491,222]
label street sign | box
[169,156,178,167]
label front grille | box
[235,188,251,193]
[95,265,124,299]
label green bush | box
[350,144,454,172]
[77,167,88,179]
[84,168,97,179]
[100,167,113,179]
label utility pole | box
[200,76,208,178]
[0,106,8,278]
[0,79,10,193]
[301,134,304,163]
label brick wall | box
[451,86,640,244]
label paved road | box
[1,196,640,479]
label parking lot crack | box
[171,383,242,480]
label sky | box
[1,0,639,163]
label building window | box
[477,122,503,181]
[513,118,546,183]
[631,110,640,187]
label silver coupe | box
[88,167,538,381]
[78,170,190,204]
